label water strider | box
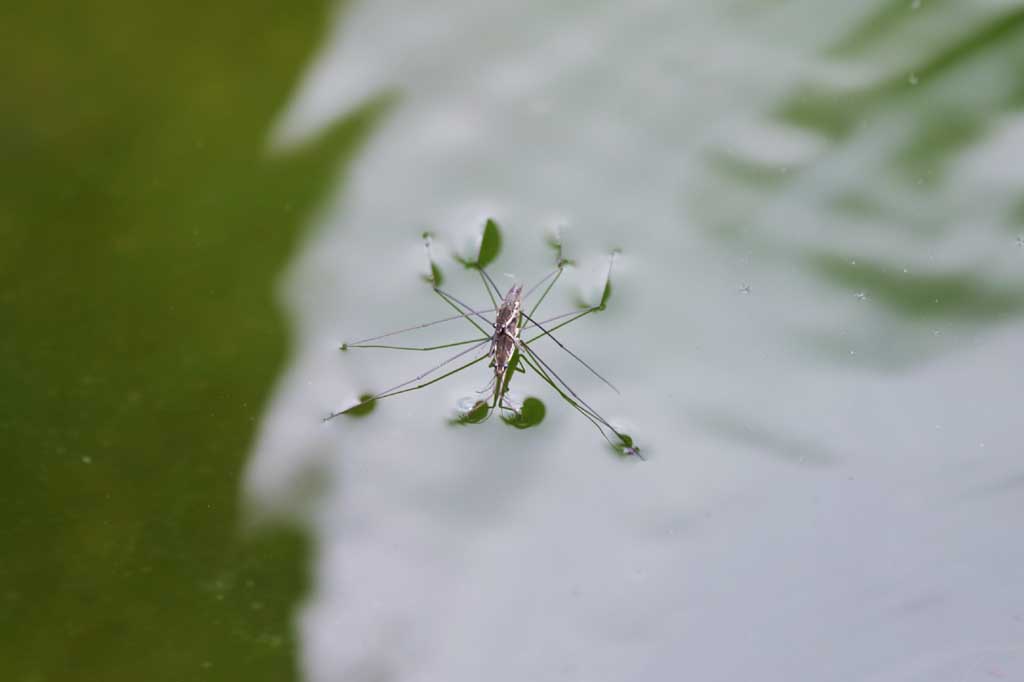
[326,220,642,458]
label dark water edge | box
[0,3,381,680]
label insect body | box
[490,283,522,380]
[327,224,641,458]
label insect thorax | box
[491,284,523,375]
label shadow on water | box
[692,2,1024,433]
[0,2,388,680]
[690,408,840,468]
[501,397,547,430]
[779,5,1024,142]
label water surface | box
[246,2,1024,681]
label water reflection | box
[247,2,1024,681]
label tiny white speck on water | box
[739,283,751,294]
[932,329,942,336]
[849,350,856,356]
[903,268,909,273]
[908,73,919,86]
[81,456,92,464]
[850,259,857,265]
[855,291,867,301]
[979,442,986,449]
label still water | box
[244,1,1024,681]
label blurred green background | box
[0,2,381,679]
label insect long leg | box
[478,268,504,303]
[325,338,491,420]
[371,352,489,401]
[478,270,499,311]
[520,259,569,317]
[517,342,640,457]
[345,337,489,352]
[343,309,496,349]
[517,341,615,432]
[346,352,493,419]
[522,307,600,336]
[522,267,560,301]
[483,248,571,316]
[486,352,522,420]
[480,264,561,325]
[519,310,619,394]
[479,262,563,318]
[520,352,613,442]
[524,248,620,331]
[432,286,502,374]
[476,375,497,395]
[433,287,495,336]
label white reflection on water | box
[246,1,1024,680]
